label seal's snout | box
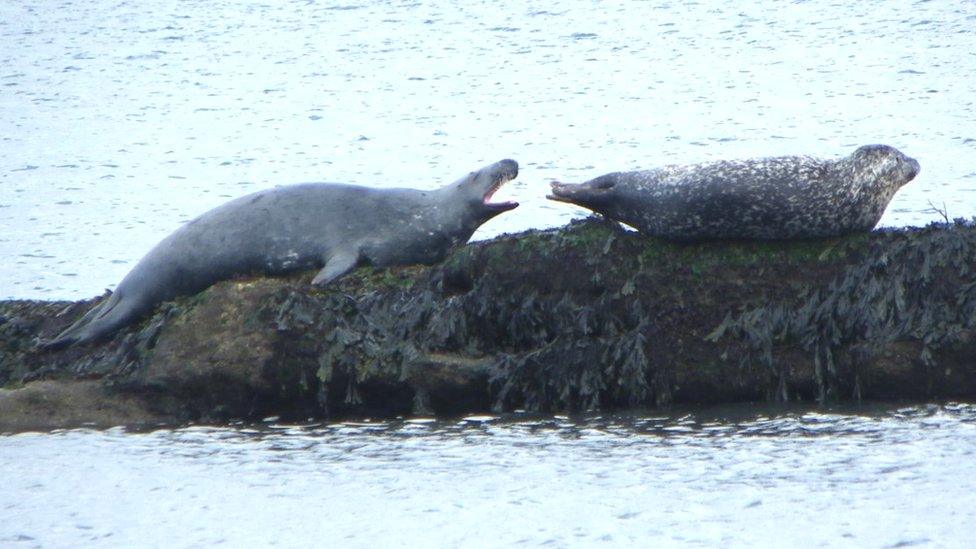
[906,157,921,181]
[547,177,616,204]
[547,181,575,203]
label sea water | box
[2,404,975,547]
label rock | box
[0,380,164,432]
[2,218,976,431]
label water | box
[1,0,975,299]
[1,404,975,547]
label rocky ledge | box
[2,218,975,432]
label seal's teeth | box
[548,182,576,197]
[484,173,517,204]
[550,180,581,191]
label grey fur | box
[42,159,519,349]
[548,145,919,240]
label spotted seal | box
[547,145,919,240]
[41,159,520,349]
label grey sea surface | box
[1,0,975,299]
[2,404,976,547]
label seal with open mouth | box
[42,159,520,349]
[548,145,919,241]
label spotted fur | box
[548,145,920,240]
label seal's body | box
[43,159,519,348]
[548,145,919,241]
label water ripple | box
[2,403,974,546]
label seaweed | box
[708,219,976,402]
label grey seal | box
[547,145,920,240]
[42,159,519,349]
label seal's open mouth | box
[483,171,519,211]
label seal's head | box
[450,158,520,222]
[849,144,920,190]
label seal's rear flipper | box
[37,312,98,351]
[36,334,77,351]
[36,292,129,351]
[312,248,360,287]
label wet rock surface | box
[2,218,975,430]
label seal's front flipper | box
[312,249,360,287]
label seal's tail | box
[38,292,127,350]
